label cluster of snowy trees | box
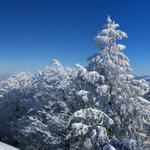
[0,17,150,150]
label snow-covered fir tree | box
[87,16,150,148]
[66,64,116,149]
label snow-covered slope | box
[0,142,19,150]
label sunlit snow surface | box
[0,142,19,150]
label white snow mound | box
[0,142,20,150]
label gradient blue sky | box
[0,0,150,75]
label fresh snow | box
[73,108,114,127]
[0,142,19,150]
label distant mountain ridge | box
[0,73,11,80]
[136,75,150,83]
[0,73,150,82]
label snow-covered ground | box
[0,142,19,150]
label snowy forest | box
[0,17,150,150]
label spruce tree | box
[87,16,150,147]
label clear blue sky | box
[0,0,150,75]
